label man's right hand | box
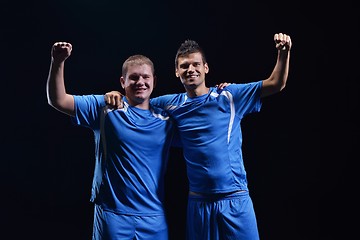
[104,91,124,109]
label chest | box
[103,110,171,145]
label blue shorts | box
[186,191,259,240]
[92,204,168,240]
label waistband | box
[188,190,248,200]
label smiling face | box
[175,52,209,93]
[120,62,155,109]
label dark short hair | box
[175,40,207,68]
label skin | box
[46,42,75,116]
[175,33,291,99]
[102,33,292,239]
[120,63,156,110]
[175,52,209,98]
[46,42,156,115]
[105,33,292,106]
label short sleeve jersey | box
[71,95,175,215]
[150,81,262,194]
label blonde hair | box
[122,54,155,77]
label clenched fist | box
[51,42,73,63]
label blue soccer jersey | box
[71,95,175,215]
[150,81,262,194]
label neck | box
[185,85,209,98]
[126,97,150,110]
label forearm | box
[272,50,290,89]
[261,50,290,97]
[46,59,75,116]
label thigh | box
[92,205,135,240]
[134,215,168,240]
[186,192,260,240]
[218,193,259,240]
[186,196,212,240]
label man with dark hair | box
[105,32,292,239]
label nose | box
[187,64,195,72]
[136,76,146,85]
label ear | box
[120,76,125,89]
[175,69,179,78]
[204,63,209,74]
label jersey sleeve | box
[225,81,262,116]
[150,94,180,109]
[71,94,107,130]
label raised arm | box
[46,42,75,116]
[261,33,292,98]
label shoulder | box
[151,93,184,105]
[217,81,262,93]
[73,94,106,107]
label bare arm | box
[104,83,230,109]
[261,33,292,98]
[46,42,75,116]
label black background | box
[1,1,358,239]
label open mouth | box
[187,74,199,80]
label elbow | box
[47,99,60,111]
[46,86,57,108]
[46,94,57,108]
[279,82,287,92]
[273,76,287,93]
[270,80,286,93]
[262,79,286,97]
[47,95,62,111]
[47,94,53,106]
[47,99,56,109]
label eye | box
[128,74,140,81]
[179,63,189,69]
